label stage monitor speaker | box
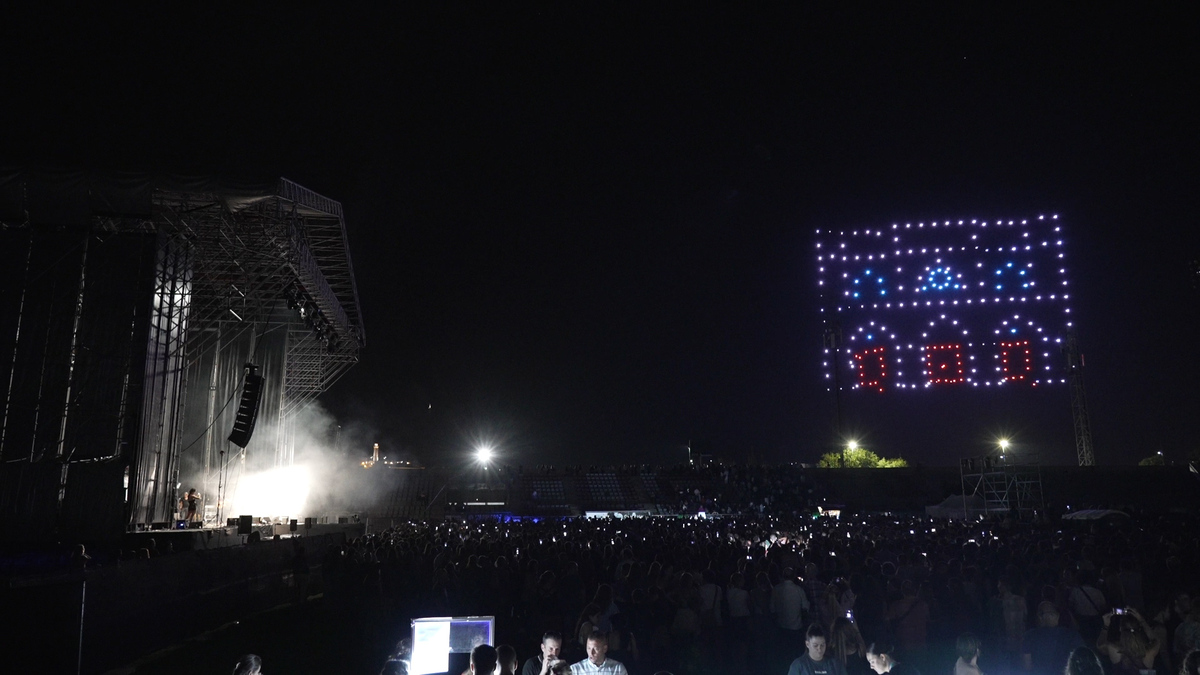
[189,521,202,529]
[289,519,298,532]
[238,515,253,535]
[227,364,264,448]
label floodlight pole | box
[824,322,845,467]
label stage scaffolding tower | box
[959,455,1044,517]
[1064,330,1095,466]
[136,179,365,527]
[0,171,365,537]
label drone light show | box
[817,216,1073,392]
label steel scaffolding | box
[0,172,365,535]
[132,179,365,526]
[959,455,1044,516]
[1064,331,1095,466]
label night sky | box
[3,6,1197,467]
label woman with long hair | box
[1097,608,1162,675]
[829,616,870,675]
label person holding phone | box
[1096,608,1161,675]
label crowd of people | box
[303,507,1200,675]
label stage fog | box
[180,402,391,523]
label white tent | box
[925,493,987,519]
[1061,509,1130,521]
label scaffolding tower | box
[1064,330,1095,466]
[959,455,1044,516]
[0,171,365,538]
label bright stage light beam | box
[476,445,493,463]
[230,465,311,518]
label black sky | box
[3,5,1198,466]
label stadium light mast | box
[824,321,845,465]
[844,439,859,468]
[1064,330,1095,466]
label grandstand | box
[355,463,1200,526]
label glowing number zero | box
[853,346,887,392]
[925,343,965,384]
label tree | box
[1138,454,1165,466]
[817,448,908,468]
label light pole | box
[998,438,1010,464]
[844,439,859,468]
[426,442,496,514]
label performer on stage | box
[186,488,203,524]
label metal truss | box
[133,232,194,524]
[152,180,363,377]
[128,179,364,524]
[960,456,1044,516]
[0,172,364,529]
[1064,331,1095,466]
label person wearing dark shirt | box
[866,641,920,675]
[789,624,849,675]
[471,645,499,675]
[522,632,564,675]
[1023,602,1084,675]
[829,616,871,675]
[498,645,518,675]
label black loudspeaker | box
[289,519,298,532]
[304,517,314,529]
[228,364,264,448]
[337,516,348,524]
[227,518,237,528]
[238,515,253,535]
[189,521,202,529]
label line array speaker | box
[228,363,263,448]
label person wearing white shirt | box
[570,631,628,675]
[728,573,752,622]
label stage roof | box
[0,168,364,347]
